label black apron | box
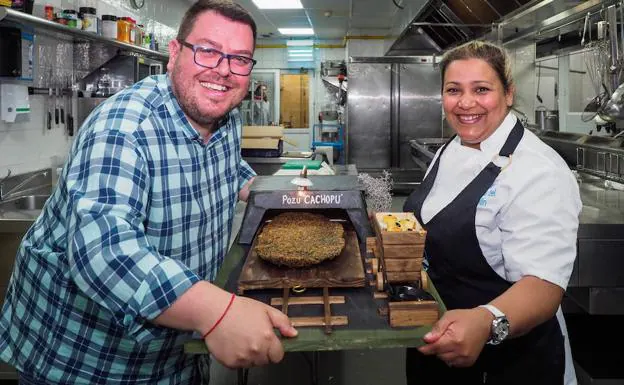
[403,120,565,385]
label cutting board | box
[237,225,365,293]
[281,160,323,170]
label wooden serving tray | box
[237,222,365,293]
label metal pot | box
[535,109,559,131]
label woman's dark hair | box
[177,0,257,46]
[439,40,513,92]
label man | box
[0,1,297,384]
[253,83,270,125]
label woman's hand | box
[418,307,493,368]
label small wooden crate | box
[368,212,426,286]
[388,300,439,327]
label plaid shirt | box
[0,74,255,384]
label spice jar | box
[63,9,78,29]
[102,15,117,39]
[127,17,137,45]
[80,7,97,33]
[135,24,145,47]
[117,17,131,43]
[44,4,54,21]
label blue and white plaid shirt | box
[0,74,255,384]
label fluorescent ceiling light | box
[279,28,314,35]
[286,40,314,46]
[288,53,313,57]
[288,49,313,54]
[251,0,302,9]
[288,57,314,62]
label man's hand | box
[238,177,255,202]
[204,295,298,368]
[418,308,492,368]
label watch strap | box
[478,304,505,318]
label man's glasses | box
[178,40,257,76]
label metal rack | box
[0,7,168,61]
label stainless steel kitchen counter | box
[0,184,51,234]
[577,173,624,225]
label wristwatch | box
[478,304,510,345]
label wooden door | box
[280,74,309,128]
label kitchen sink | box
[0,195,49,211]
[540,131,585,142]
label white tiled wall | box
[346,38,386,58]
[0,0,190,176]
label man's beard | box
[171,63,235,132]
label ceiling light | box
[279,28,314,35]
[286,40,314,46]
[288,57,315,62]
[288,49,313,54]
[251,0,303,9]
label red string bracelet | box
[202,293,236,340]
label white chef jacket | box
[421,112,582,385]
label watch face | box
[491,317,510,344]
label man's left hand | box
[417,307,493,368]
[238,177,255,202]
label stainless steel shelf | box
[0,7,168,61]
[321,76,347,91]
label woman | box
[403,41,581,385]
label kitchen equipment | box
[347,56,442,192]
[0,84,30,123]
[535,108,559,131]
[312,122,344,164]
[409,137,447,172]
[235,174,373,332]
[239,175,372,245]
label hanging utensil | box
[54,87,59,126]
[581,12,590,47]
[47,87,52,130]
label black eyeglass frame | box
[178,39,257,76]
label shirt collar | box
[159,74,232,144]
[479,111,517,156]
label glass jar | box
[117,17,131,43]
[63,9,78,29]
[102,15,117,39]
[135,24,145,47]
[44,4,54,21]
[80,7,97,33]
[127,17,137,45]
